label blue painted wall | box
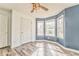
[65,5,79,50]
[36,5,79,50]
[57,38,65,46]
[56,5,79,50]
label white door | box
[0,14,9,48]
[20,17,30,44]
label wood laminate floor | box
[0,46,13,56]
[0,40,79,56]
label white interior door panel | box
[0,12,9,48]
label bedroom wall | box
[65,5,79,50]
[11,10,33,48]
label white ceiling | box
[0,3,78,18]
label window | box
[57,15,64,39]
[45,19,55,36]
[37,21,44,36]
[36,18,56,40]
